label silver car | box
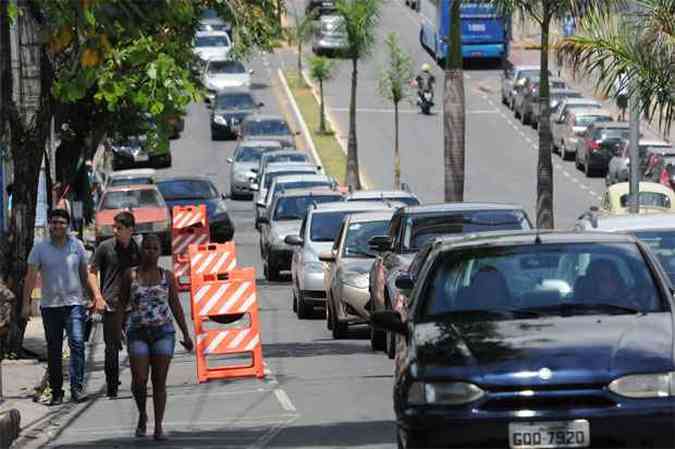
[606,139,673,186]
[312,15,348,56]
[202,58,252,104]
[286,201,397,319]
[253,162,321,228]
[259,188,345,281]
[254,150,309,179]
[259,174,335,224]
[500,65,541,108]
[558,108,613,161]
[344,189,421,206]
[227,140,282,199]
[320,210,394,338]
[551,97,602,151]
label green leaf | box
[147,63,158,80]
[150,101,164,115]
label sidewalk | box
[509,15,674,143]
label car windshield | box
[235,147,263,163]
[157,180,216,200]
[343,220,390,258]
[208,60,244,74]
[245,120,290,136]
[575,115,611,127]
[215,93,254,110]
[311,211,352,242]
[195,35,229,47]
[402,210,530,251]
[420,243,663,320]
[101,189,164,210]
[620,192,671,209]
[634,230,675,284]
[348,196,420,206]
[274,195,342,221]
[109,177,153,187]
[264,170,316,189]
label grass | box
[284,70,346,186]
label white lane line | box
[468,109,500,114]
[589,190,597,196]
[579,184,588,190]
[274,389,297,412]
[562,171,571,177]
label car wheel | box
[331,299,347,339]
[521,110,529,125]
[561,142,568,160]
[514,107,521,119]
[576,151,583,171]
[326,293,333,330]
[267,254,280,281]
[297,291,311,319]
[370,322,386,352]
[211,129,221,141]
[386,330,396,359]
[397,425,427,449]
[584,158,592,177]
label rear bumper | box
[462,43,505,59]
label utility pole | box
[628,81,640,214]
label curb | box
[0,409,20,449]
[277,68,325,170]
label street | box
[44,2,608,447]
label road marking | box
[579,184,588,190]
[274,389,297,412]
[589,190,598,196]
[562,171,570,177]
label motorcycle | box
[418,89,434,115]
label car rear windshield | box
[208,60,243,74]
[634,230,675,284]
[402,210,530,251]
[196,35,229,47]
[235,147,263,162]
[575,115,611,127]
[620,192,671,209]
[265,170,317,189]
[215,93,254,110]
[274,195,343,221]
[109,177,153,187]
[273,181,331,200]
[343,220,390,258]
[101,189,164,210]
[594,128,630,140]
[245,120,290,136]
[157,180,216,200]
[420,242,663,320]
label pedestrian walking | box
[22,208,97,405]
[88,211,141,399]
[118,233,193,441]
[614,72,629,121]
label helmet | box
[421,63,431,73]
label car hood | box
[414,314,674,387]
[205,73,250,89]
[163,198,224,219]
[97,207,168,225]
[247,135,293,147]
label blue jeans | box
[41,305,86,396]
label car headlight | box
[152,219,170,232]
[98,224,114,236]
[304,261,324,274]
[407,382,485,405]
[214,115,227,125]
[343,272,369,289]
[609,373,675,398]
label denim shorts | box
[126,323,175,358]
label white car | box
[193,31,231,62]
[104,168,156,189]
[202,59,252,103]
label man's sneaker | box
[106,387,118,400]
[48,393,64,406]
[71,388,89,403]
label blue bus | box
[420,0,510,63]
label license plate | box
[471,51,483,57]
[134,153,149,162]
[509,420,590,449]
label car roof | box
[398,202,527,215]
[579,212,675,231]
[195,30,229,37]
[273,174,329,184]
[514,65,540,71]
[346,210,395,223]
[311,201,394,214]
[103,184,161,193]
[607,181,673,196]
[264,163,318,173]
[156,176,213,185]
[639,139,672,147]
[590,121,630,129]
[109,168,156,179]
[238,140,283,148]
[346,189,417,200]
[243,114,286,123]
[275,187,342,199]
[434,230,638,252]
[263,149,302,157]
[550,88,578,94]
[563,98,601,106]
[215,88,252,96]
[570,108,613,116]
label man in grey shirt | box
[23,209,101,405]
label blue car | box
[373,231,675,449]
[157,177,234,243]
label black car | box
[238,115,297,148]
[576,122,631,177]
[210,89,263,140]
[373,231,675,449]
[156,177,234,243]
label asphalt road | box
[43,53,396,449]
[287,0,606,228]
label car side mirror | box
[370,310,407,336]
[284,235,304,246]
[256,200,265,208]
[368,235,392,252]
[251,168,258,173]
[395,272,415,293]
[251,184,259,192]
[226,158,233,164]
[318,250,335,263]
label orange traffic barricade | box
[190,259,264,382]
[171,205,209,292]
[187,242,237,319]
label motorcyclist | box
[415,63,435,103]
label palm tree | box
[287,5,316,76]
[490,0,612,229]
[556,1,674,133]
[335,0,381,189]
[378,33,415,188]
[309,55,335,134]
[444,0,465,202]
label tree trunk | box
[297,41,302,76]
[443,0,465,202]
[536,11,554,229]
[345,57,361,189]
[394,101,400,189]
[319,78,326,134]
